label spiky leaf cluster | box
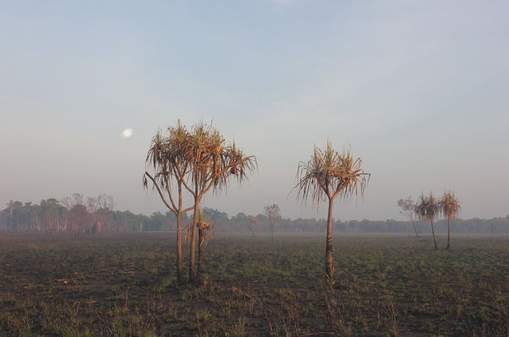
[296,142,370,204]
[143,122,257,207]
[186,123,257,194]
[415,193,440,222]
[440,192,461,221]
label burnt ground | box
[0,232,508,337]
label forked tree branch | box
[162,175,178,211]
[182,179,196,197]
[144,172,177,213]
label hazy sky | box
[1,0,508,220]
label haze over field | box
[1,0,508,220]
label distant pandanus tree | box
[296,143,370,281]
[185,123,256,282]
[143,122,194,283]
[416,193,440,250]
[264,203,281,243]
[440,192,460,250]
[398,197,419,237]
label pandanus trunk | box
[197,225,204,277]
[325,197,335,280]
[189,197,200,283]
[176,211,184,283]
[176,183,185,283]
[430,219,438,250]
[446,218,451,250]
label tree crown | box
[416,193,440,222]
[296,142,370,204]
[440,192,460,220]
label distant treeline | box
[1,195,508,234]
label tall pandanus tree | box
[186,124,256,282]
[440,192,460,250]
[296,143,370,281]
[416,193,440,250]
[143,123,194,283]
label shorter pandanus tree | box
[296,143,370,282]
[440,192,460,250]
[416,193,440,250]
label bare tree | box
[440,192,460,250]
[264,203,281,243]
[85,195,114,234]
[416,193,440,250]
[398,197,419,237]
[95,194,114,211]
[296,143,370,281]
[61,193,85,209]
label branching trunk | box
[197,226,204,278]
[176,211,184,283]
[176,183,185,283]
[325,197,335,280]
[189,195,200,283]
